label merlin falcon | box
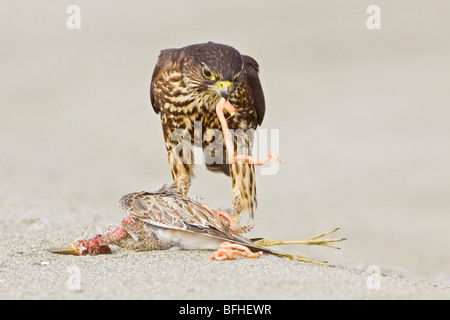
[150,42,269,231]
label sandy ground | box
[1,1,449,299]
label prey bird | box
[50,184,345,265]
[150,42,274,231]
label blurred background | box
[1,1,449,285]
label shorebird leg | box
[210,241,263,261]
[215,97,286,167]
[268,251,330,266]
[252,228,346,250]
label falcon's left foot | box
[210,241,263,261]
[201,203,237,231]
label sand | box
[0,219,448,299]
[1,1,449,299]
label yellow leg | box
[252,228,346,250]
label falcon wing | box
[242,55,266,126]
[150,48,178,114]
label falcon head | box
[183,42,244,100]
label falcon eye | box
[202,68,215,81]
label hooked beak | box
[214,81,233,100]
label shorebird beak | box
[48,242,80,255]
